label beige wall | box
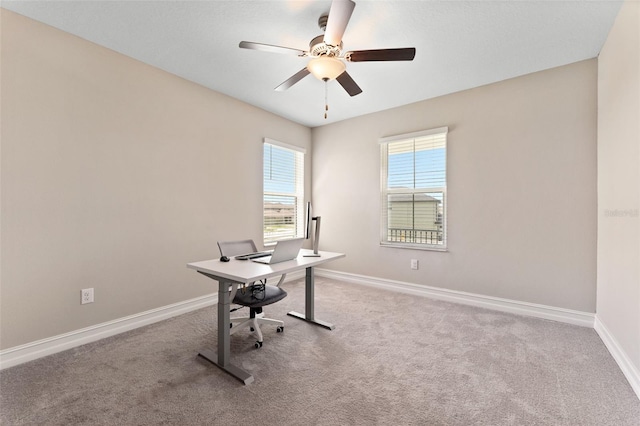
[312,59,597,312]
[0,11,311,349]
[597,0,640,377]
[0,7,616,353]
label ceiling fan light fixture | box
[307,57,346,81]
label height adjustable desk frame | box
[187,250,345,385]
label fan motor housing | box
[309,35,343,57]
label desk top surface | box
[187,249,345,283]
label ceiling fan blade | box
[275,68,311,91]
[346,48,416,62]
[239,41,307,57]
[336,71,362,97]
[324,0,356,47]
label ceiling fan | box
[239,0,416,100]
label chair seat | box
[233,284,287,308]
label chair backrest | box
[218,239,258,257]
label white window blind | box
[380,127,448,249]
[263,139,305,245]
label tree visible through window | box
[263,139,305,245]
[380,127,447,249]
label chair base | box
[230,313,284,344]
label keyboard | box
[234,251,272,260]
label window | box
[263,139,305,245]
[380,127,448,249]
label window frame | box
[379,127,448,251]
[263,138,305,246]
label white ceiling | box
[1,0,622,128]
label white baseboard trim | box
[315,268,595,327]
[594,316,640,400]
[0,293,218,370]
[0,270,306,370]
[4,269,637,402]
[282,270,305,282]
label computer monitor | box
[305,201,313,240]
[304,201,321,257]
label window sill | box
[380,242,448,252]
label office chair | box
[217,239,287,348]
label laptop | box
[252,238,304,265]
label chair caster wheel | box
[277,326,284,333]
[255,341,263,349]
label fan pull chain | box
[324,78,329,119]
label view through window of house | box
[263,139,305,245]
[380,128,447,249]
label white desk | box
[187,249,345,384]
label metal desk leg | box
[197,277,254,385]
[287,266,335,330]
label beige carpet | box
[1,277,639,425]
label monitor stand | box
[303,216,321,257]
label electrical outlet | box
[81,288,94,305]
[411,259,419,270]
